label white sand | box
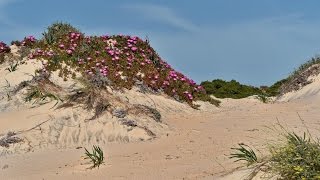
[1,50,320,179]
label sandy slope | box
[1,93,319,179]
[1,48,320,179]
[278,73,320,102]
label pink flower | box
[59,44,65,49]
[66,49,73,55]
[162,81,170,86]
[29,36,35,40]
[108,50,114,56]
[46,51,54,57]
[131,47,137,51]
[78,58,84,64]
[28,54,34,59]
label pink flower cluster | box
[29,48,55,59]
[21,36,37,46]
[0,41,10,53]
[63,32,82,55]
[24,31,208,104]
[183,91,193,100]
[127,36,138,51]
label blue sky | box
[1,0,320,86]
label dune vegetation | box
[0,22,220,108]
[200,79,265,99]
[230,130,320,180]
[201,56,320,100]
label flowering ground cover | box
[0,23,219,107]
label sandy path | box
[0,97,319,180]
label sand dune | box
[278,73,320,102]
[1,84,319,179]
[1,46,320,179]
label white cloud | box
[122,3,199,33]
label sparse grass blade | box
[24,86,61,107]
[84,145,104,169]
[5,62,18,72]
[230,143,258,165]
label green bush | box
[265,78,288,97]
[42,22,82,45]
[201,79,264,99]
[270,132,320,179]
[231,131,320,179]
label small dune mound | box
[277,58,320,101]
[0,22,219,155]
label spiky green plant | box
[24,86,61,107]
[269,132,320,179]
[84,145,104,168]
[5,62,18,72]
[230,143,258,166]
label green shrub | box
[270,132,320,179]
[265,78,288,97]
[201,79,264,99]
[231,131,320,179]
[42,22,82,45]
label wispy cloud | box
[122,3,199,33]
